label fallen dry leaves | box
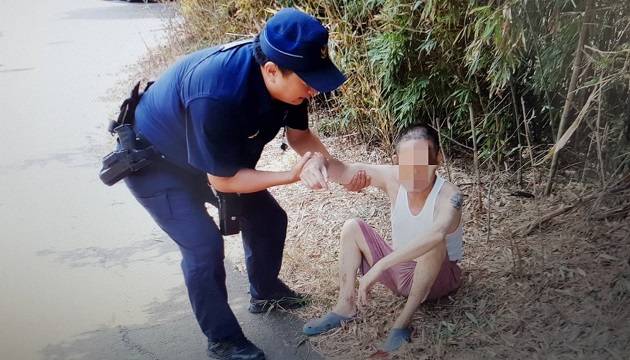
[243,131,630,360]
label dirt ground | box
[130,31,630,360]
[250,132,630,360]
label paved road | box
[0,1,321,359]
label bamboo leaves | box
[178,0,630,189]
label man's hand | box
[290,152,313,183]
[300,152,329,190]
[343,170,371,192]
[358,265,382,306]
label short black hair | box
[395,123,440,157]
[252,35,293,76]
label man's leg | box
[375,242,447,354]
[303,219,383,335]
[392,241,446,329]
[332,218,374,317]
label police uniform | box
[119,8,347,358]
[125,40,308,342]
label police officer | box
[123,8,366,360]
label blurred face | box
[394,139,441,195]
[263,63,318,105]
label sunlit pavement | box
[0,1,319,359]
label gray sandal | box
[303,311,356,335]
[379,327,412,352]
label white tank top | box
[391,176,463,261]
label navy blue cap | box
[260,8,347,93]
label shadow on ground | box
[40,261,322,360]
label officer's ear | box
[262,61,281,82]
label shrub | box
[177,0,630,185]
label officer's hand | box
[300,152,329,190]
[289,151,313,183]
[343,170,370,192]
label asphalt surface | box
[40,263,322,360]
[0,1,323,359]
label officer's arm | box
[186,97,314,193]
[286,128,370,191]
[286,128,330,189]
[207,152,312,193]
[285,128,331,157]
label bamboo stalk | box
[510,81,523,186]
[545,0,593,195]
[523,1,559,141]
[580,129,595,184]
[432,108,452,182]
[595,70,605,187]
[591,203,630,221]
[486,179,494,243]
[521,97,544,270]
[468,103,483,211]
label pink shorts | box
[356,219,461,302]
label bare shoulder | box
[437,180,464,212]
[434,181,463,232]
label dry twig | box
[513,181,630,236]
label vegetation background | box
[142,0,630,358]
[175,0,629,197]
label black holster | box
[211,188,241,236]
[99,81,156,186]
[99,126,158,186]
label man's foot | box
[303,311,357,335]
[248,288,311,314]
[207,334,265,360]
[378,327,412,352]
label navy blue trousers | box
[124,159,288,342]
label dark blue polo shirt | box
[134,42,308,177]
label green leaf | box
[584,76,600,87]
[465,311,478,325]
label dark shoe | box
[248,288,311,314]
[207,335,265,360]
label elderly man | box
[303,124,463,354]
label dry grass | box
[119,9,630,358]
[251,132,630,360]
